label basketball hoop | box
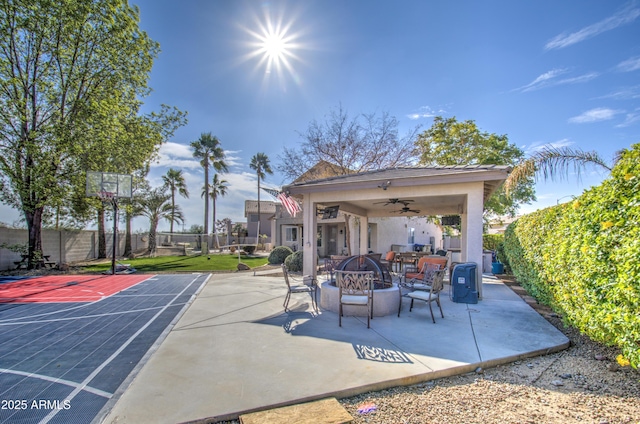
[97,190,116,204]
[86,172,132,275]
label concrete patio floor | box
[101,272,569,424]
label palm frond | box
[504,145,612,196]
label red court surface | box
[0,274,151,303]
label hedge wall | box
[504,143,640,368]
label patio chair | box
[380,250,396,270]
[395,252,416,273]
[336,270,374,328]
[407,269,445,323]
[397,262,441,316]
[282,263,318,313]
[403,256,447,285]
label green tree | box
[0,0,172,268]
[140,187,183,256]
[415,116,535,219]
[202,173,228,249]
[250,152,273,245]
[191,132,228,254]
[162,168,190,239]
[217,217,232,247]
[122,172,151,257]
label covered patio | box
[283,165,510,298]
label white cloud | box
[568,107,623,123]
[406,105,447,120]
[545,2,640,50]
[596,85,640,100]
[525,139,574,155]
[616,108,640,127]
[515,69,598,92]
[616,56,640,72]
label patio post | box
[302,194,318,279]
[461,182,484,298]
[359,215,368,255]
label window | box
[408,227,415,244]
[249,214,259,222]
[285,227,298,242]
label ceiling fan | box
[393,205,421,214]
[373,198,415,206]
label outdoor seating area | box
[102,271,571,423]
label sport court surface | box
[0,273,208,424]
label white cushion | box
[407,291,431,301]
[341,295,369,305]
[290,285,312,292]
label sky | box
[2,0,640,232]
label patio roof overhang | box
[283,165,510,218]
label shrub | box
[482,234,504,252]
[268,246,293,264]
[504,143,640,368]
[284,250,303,272]
[242,245,256,255]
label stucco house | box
[244,200,277,244]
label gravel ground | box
[338,278,640,424]
[216,276,640,424]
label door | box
[327,225,338,256]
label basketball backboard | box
[86,172,133,199]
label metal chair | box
[282,263,318,313]
[398,262,441,316]
[336,270,374,328]
[407,269,445,323]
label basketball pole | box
[112,197,117,275]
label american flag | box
[262,187,302,217]
[261,187,281,199]
[277,192,302,217]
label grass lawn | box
[81,254,270,273]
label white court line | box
[0,305,188,326]
[0,368,111,398]
[39,274,207,424]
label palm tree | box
[504,145,616,196]
[249,153,273,247]
[162,168,190,241]
[191,132,228,254]
[140,187,184,256]
[201,173,228,250]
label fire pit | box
[320,255,399,317]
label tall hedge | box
[504,143,640,368]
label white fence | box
[0,227,148,271]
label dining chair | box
[403,256,447,285]
[282,263,318,313]
[336,270,374,328]
[407,269,445,323]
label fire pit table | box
[320,255,400,317]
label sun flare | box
[241,7,304,80]
[258,30,290,73]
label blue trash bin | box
[492,262,504,274]
[451,263,478,304]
